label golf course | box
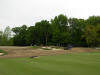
[1,2,100,75]
[0,46,100,75]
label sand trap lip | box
[0,53,4,55]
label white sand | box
[0,53,4,55]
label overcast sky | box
[0,0,100,30]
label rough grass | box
[0,52,100,75]
[30,46,40,49]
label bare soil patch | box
[0,46,99,58]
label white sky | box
[0,0,100,30]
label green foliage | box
[10,15,100,47]
[12,25,27,46]
[69,18,86,46]
[51,14,69,46]
[0,26,12,46]
[83,24,100,47]
[86,16,100,25]
[25,26,37,45]
[35,20,52,45]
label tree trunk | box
[45,36,47,46]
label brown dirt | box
[0,46,99,58]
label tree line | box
[0,26,13,46]
[0,14,100,47]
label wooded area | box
[0,14,100,47]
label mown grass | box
[0,52,100,75]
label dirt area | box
[0,46,99,58]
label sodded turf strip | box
[0,52,100,75]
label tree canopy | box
[1,14,100,47]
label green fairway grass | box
[0,52,100,75]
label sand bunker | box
[0,53,4,56]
